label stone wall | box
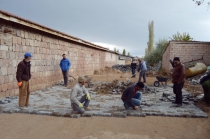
[0,18,118,97]
[162,44,171,73]
[162,41,210,73]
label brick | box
[25,39,29,45]
[0,67,7,75]
[29,40,34,46]
[4,76,9,83]
[0,51,6,59]
[17,37,21,45]
[20,30,25,38]
[1,84,8,92]
[0,75,4,84]
[7,82,14,90]
[8,75,14,82]
[0,45,9,51]
[16,29,21,37]
[25,31,28,39]
[21,38,25,45]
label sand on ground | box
[0,113,210,139]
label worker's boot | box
[84,107,92,111]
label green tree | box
[146,20,155,55]
[122,49,126,55]
[169,32,193,41]
[144,38,168,66]
[127,52,130,56]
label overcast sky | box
[0,0,209,57]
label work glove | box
[17,82,22,87]
[86,94,91,100]
[79,103,83,108]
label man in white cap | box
[70,76,91,114]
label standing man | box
[16,52,32,110]
[70,76,91,114]
[60,54,71,87]
[121,82,144,111]
[131,57,137,78]
[138,59,147,83]
[172,57,185,107]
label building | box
[162,41,210,73]
[0,10,120,96]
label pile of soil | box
[93,79,134,94]
[94,66,122,75]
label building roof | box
[0,10,108,51]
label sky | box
[0,0,209,57]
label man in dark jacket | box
[172,57,185,107]
[131,58,137,78]
[60,54,71,86]
[16,52,32,110]
[121,82,144,111]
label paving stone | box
[112,112,126,118]
[3,110,14,114]
[70,114,80,118]
[38,111,52,115]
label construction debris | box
[93,80,158,94]
[112,64,158,73]
[94,66,122,75]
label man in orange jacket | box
[16,52,32,110]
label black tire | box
[154,81,160,87]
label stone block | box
[8,75,14,82]
[24,31,28,39]
[1,67,7,75]
[7,82,14,90]
[0,45,9,51]
[29,40,34,46]
[0,51,6,59]
[1,84,8,92]
[20,30,25,38]
[21,38,25,45]
[4,75,9,84]
[0,75,4,84]
[17,37,21,45]
[70,114,80,118]
[25,39,29,45]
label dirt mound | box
[93,79,134,94]
[94,66,122,75]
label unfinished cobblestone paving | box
[0,84,208,118]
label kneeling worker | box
[70,76,91,114]
[121,82,145,111]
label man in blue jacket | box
[60,54,71,86]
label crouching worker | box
[70,76,91,114]
[121,82,144,111]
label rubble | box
[112,64,132,73]
[93,79,134,94]
[94,66,122,75]
[112,64,158,73]
[93,80,159,94]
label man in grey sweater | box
[70,76,91,114]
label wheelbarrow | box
[154,76,168,87]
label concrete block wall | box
[0,18,118,97]
[162,44,171,73]
[162,41,210,73]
